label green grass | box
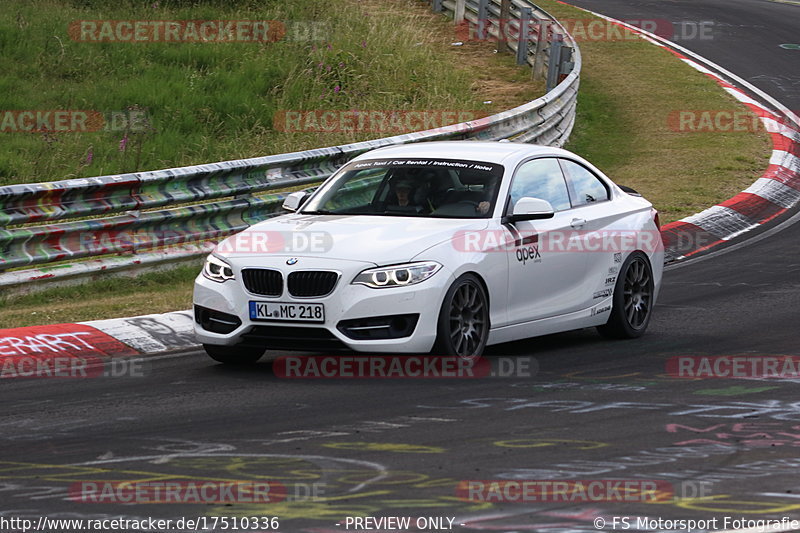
[0,264,201,328]
[0,0,509,184]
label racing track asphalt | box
[1,1,799,531]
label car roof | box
[352,141,571,166]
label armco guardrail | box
[0,0,580,294]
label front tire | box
[433,274,489,357]
[597,251,654,339]
[203,344,265,365]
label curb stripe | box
[682,206,760,240]
[718,192,786,223]
[743,178,800,208]
[762,165,800,190]
[771,150,800,173]
[660,221,722,260]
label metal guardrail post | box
[498,0,512,52]
[517,7,532,65]
[432,0,443,12]
[532,20,549,80]
[546,33,563,92]
[454,0,466,24]
[559,46,575,85]
[477,0,489,40]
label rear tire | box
[433,274,489,357]
[597,251,654,339]
[203,344,265,365]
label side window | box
[508,158,571,212]
[561,159,609,206]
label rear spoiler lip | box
[618,184,642,197]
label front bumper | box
[193,256,451,353]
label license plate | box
[249,301,325,322]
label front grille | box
[287,271,339,297]
[242,268,283,297]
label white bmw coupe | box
[194,141,663,363]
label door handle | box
[571,218,586,229]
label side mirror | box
[282,191,309,212]
[503,197,555,223]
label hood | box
[214,214,489,266]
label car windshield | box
[301,157,504,218]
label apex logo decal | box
[516,245,541,265]
[613,252,622,264]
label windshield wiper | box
[302,209,334,215]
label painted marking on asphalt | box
[72,453,389,494]
[493,438,609,449]
[694,385,778,396]
[322,442,445,453]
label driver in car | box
[394,178,414,207]
[388,176,434,213]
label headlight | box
[202,254,235,283]
[352,261,441,289]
